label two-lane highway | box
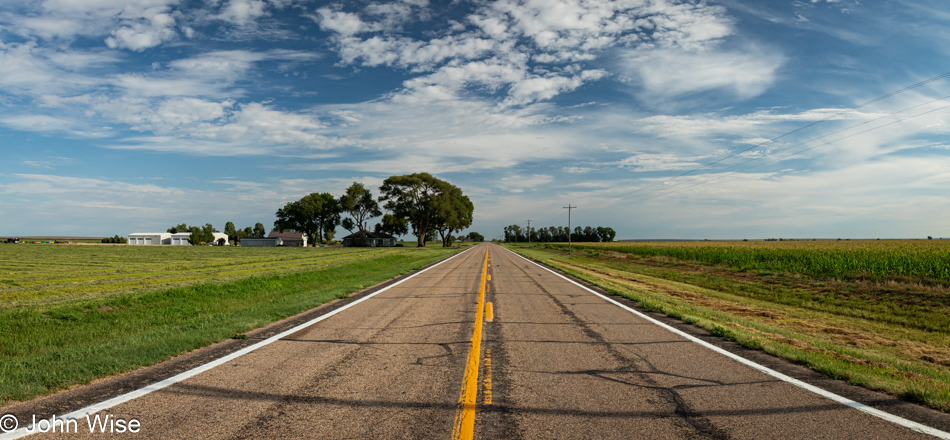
[12,243,950,439]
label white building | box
[128,232,230,245]
[170,233,191,245]
[128,233,171,245]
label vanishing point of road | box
[10,243,950,439]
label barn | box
[341,230,397,247]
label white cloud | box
[315,0,733,107]
[2,0,184,50]
[217,0,268,25]
[610,152,705,172]
[105,11,178,51]
[621,44,785,100]
[498,174,554,193]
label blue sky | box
[2,0,950,240]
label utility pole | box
[563,205,576,255]
[526,219,531,245]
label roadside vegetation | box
[0,245,455,405]
[507,241,950,412]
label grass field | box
[509,241,950,412]
[0,245,457,405]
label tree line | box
[275,173,476,247]
[167,222,267,245]
[503,225,616,243]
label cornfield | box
[544,240,950,282]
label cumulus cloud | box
[314,0,734,106]
[217,0,268,25]
[105,11,178,51]
[621,44,785,100]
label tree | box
[253,223,266,238]
[375,213,409,238]
[167,223,190,234]
[431,184,474,247]
[187,223,217,245]
[378,173,447,247]
[466,231,484,242]
[224,221,237,244]
[341,218,357,233]
[243,226,253,238]
[340,182,382,233]
[274,193,341,246]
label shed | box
[241,237,282,247]
[341,230,397,247]
[267,231,307,247]
[128,233,171,245]
[170,232,192,245]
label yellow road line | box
[485,302,494,322]
[451,246,489,440]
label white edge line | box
[1,246,478,440]
[503,246,950,440]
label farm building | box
[128,233,170,245]
[268,231,308,247]
[241,237,282,247]
[128,232,229,245]
[341,230,397,247]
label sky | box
[1,0,950,240]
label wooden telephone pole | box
[563,205,576,255]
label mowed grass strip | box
[0,246,399,305]
[507,244,950,412]
[0,247,453,405]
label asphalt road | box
[12,243,950,439]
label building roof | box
[342,230,397,240]
[267,231,305,240]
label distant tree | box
[236,229,247,242]
[274,193,341,246]
[375,213,409,238]
[379,173,460,247]
[224,221,237,244]
[467,232,484,242]
[167,223,190,234]
[595,226,616,243]
[102,235,127,244]
[188,224,217,245]
[253,223,266,238]
[340,182,382,233]
[243,226,253,238]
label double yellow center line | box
[451,246,490,440]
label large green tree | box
[274,192,341,246]
[431,185,474,247]
[340,182,382,233]
[378,173,470,247]
[253,223,266,238]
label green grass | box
[0,245,407,306]
[0,246,453,405]
[507,243,950,412]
